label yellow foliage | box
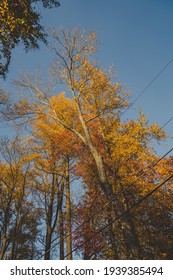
[50,93,79,128]
[0,0,29,36]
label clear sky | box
[1,0,173,155]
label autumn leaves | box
[0,29,173,259]
[0,0,60,77]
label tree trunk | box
[114,193,143,259]
[59,206,64,259]
[57,178,64,260]
[122,192,143,259]
[0,233,8,260]
[44,175,55,260]
[44,225,52,260]
[65,156,72,260]
[0,206,11,260]
[107,208,119,259]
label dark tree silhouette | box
[0,0,60,78]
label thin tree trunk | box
[0,234,8,260]
[10,211,20,260]
[59,206,64,259]
[57,178,64,260]
[44,174,55,260]
[10,235,17,260]
[0,205,11,260]
[44,226,52,260]
[65,156,72,260]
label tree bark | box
[0,233,8,260]
[44,175,55,260]
[65,156,72,260]
[44,225,52,260]
[59,206,64,259]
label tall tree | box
[4,28,173,259]
[0,137,40,259]
[73,113,173,259]
[29,115,77,259]
[29,132,64,260]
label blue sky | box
[1,0,173,155]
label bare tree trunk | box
[10,226,17,259]
[59,206,64,259]
[74,96,114,201]
[65,156,72,260]
[57,177,64,260]
[44,225,52,260]
[0,233,8,260]
[0,204,11,260]
[44,175,55,260]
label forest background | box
[0,0,173,260]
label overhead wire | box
[37,146,173,259]
[120,57,173,118]
[37,57,173,260]
[161,116,173,130]
[64,173,173,259]
[37,105,173,260]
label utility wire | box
[37,112,173,259]
[37,58,173,259]
[120,57,173,118]
[161,116,173,130]
[37,146,173,259]
[116,114,173,172]
[36,110,173,259]
[64,173,173,259]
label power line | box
[36,111,173,259]
[36,56,173,259]
[36,57,173,260]
[161,116,173,130]
[120,57,173,118]
[36,57,173,259]
[116,114,173,172]
[64,173,173,259]
[37,146,173,259]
